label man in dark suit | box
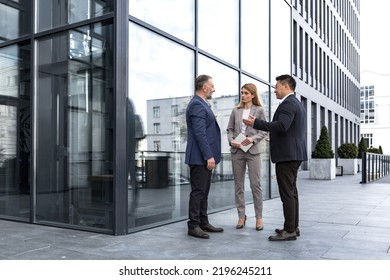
[243,74,307,241]
[185,74,224,239]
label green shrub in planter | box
[358,137,367,158]
[367,147,381,154]
[311,126,334,158]
[337,143,358,158]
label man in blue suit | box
[185,74,224,239]
[243,74,307,241]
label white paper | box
[234,133,253,152]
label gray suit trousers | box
[231,149,263,219]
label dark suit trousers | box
[275,161,301,233]
[188,164,212,229]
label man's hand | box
[207,157,216,170]
[242,115,256,127]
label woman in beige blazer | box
[227,83,268,230]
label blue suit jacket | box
[253,94,307,163]
[185,95,221,165]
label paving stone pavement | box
[1,171,390,260]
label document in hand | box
[234,133,253,152]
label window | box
[362,134,373,148]
[171,105,179,117]
[37,0,113,32]
[153,106,160,118]
[360,86,375,124]
[172,122,180,134]
[129,0,194,44]
[241,0,269,78]
[198,0,239,66]
[172,140,180,151]
[153,123,160,134]
[153,141,161,151]
[0,1,31,42]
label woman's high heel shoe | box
[236,215,247,229]
[255,218,264,231]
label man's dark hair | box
[195,74,212,91]
[276,74,296,91]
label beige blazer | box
[226,105,268,155]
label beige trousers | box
[231,149,263,219]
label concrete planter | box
[309,158,336,180]
[338,158,358,175]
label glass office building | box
[0,0,360,235]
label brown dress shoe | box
[188,227,210,239]
[269,230,297,241]
[275,227,300,236]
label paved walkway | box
[1,171,390,260]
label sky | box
[360,1,390,78]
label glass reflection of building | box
[0,0,360,235]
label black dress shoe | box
[269,230,297,241]
[200,223,224,232]
[275,227,300,236]
[188,227,210,239]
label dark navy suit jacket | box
[253,94,307,163]
[185,95,221,165]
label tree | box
[358,137,368,159]
[311,126,334,158]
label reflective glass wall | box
[0,0,31,219]
[34,1,114,232]
[0,0,116,233]
[127,0,289,231]
[36,21,114,231]
[0,42,31,219]
[0,0,291,234]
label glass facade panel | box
[0,1,31,42]
[0,43,31,218]
[128,22,194,229]
[241,0,270,79]
[270,0,292,79]
[36,21,114,231]
[37,0,114,32]
[198,0,239,66]
[129,0,195,44]
[0,0,283,235]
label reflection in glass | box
[0,43,31,218]
[129,0,195,44]
[241,0,270,80]
[198,0,239,65]
[0,2,31,42]
[37,0,113,32]
[129,22,194,228]
[36,22,114,231]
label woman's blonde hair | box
[237,83,262,108]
